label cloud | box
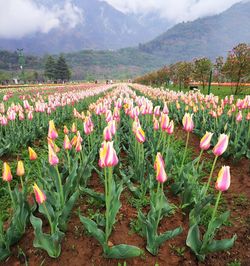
[0,0,83,39]
[103,0,244,22]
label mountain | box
[139,1,250,63]
[0,0,170,55]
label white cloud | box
[103,0,244,22]
[0,0,83,39]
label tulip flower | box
[200,132,213,151]
[99,141,118,168]
[16,160,25,176]
[103,126,113,141]
[153,118,159,131]
[48,120,58,140]
[33,183,46,204]
[75,139,82,152]
[2,162,12,182]
[160,113,169,131]
[63,135,72,150]
[154,153,167,183]
[213,134,229,156]
[215,166,231,192]
[48,145,59,166]
[182,113,194,132]
[64,125,69,134]
[135,127,146,143]
[166,120,174,135]
[236,111,242,123]
[71,122,77,133]
[28,147,38,161]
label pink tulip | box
[48,145,59,166]
[236,111,242,122]
[215,166,230,191]
[33,183,46,204]
[48,120,58,140]
[160,113,170,131]
[2,162,12,182]
[135,127,146,143]
[64,135,72,150]
[99,141,118,168]
[200,132,213,150]
[182,113,194,132]
[103,126,113,141]
[154,153,167,183]
[166,120,174,134]
[213,134,229,156]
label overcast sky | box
[0,0,245,39]
[0,0,83,39]
[104,0,244,21]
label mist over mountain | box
[0,0,170,55]
[139,1,250,62]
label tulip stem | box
[179,131,190,175]
[55,166,64,206]
[196,150,204,170]
[204,156,218,196]
[20,176,24,190]
[156,182,164,232]
[66,150,71,172]
[105,167,112,242]
[211,191,222,222]
[7,182,15,209]
[42,202,54,234]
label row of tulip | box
[1,84,236,262]
[132,84,250,160]
[0,84,113,155]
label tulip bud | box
[33,183,46,204]
[213,134,229,156]
[200,132,213,150]
[135,127,146,143]
[64,125,69,134]
[160,113,169,131]
[48,145,59,166]
[16,160,25,176]
[215,166,230,191]
[71,122,77,133]
[154,153,167,183]
[99,141,118,168]
[28,147,37,161]
[63,135,72,150]
[2,162,12,182]
[166,120,174,134]
[103,126,113,141]
[182,113,194,132]
[48,120,58,140]
[236,111,242,123]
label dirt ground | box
[3,129,250,266]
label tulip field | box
[0,83,249,265]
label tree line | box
[134,43,250,95]
[44,55,71,81]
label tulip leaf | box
[186,224,202,256]
[79,187,105,203]
[30,213,64,258]
[79,215,106,246]
[104,244,142,259]
[205,235,237,253]
[59,191,79,231]
[156,226,183,247]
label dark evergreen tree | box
[44,56,56,80]
[55,55,71,81]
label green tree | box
[193,57,212,90]
[44,56,56,80]
[55,55,71,81]
[222,43,250,95]
[214,56,224,86]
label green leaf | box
[30,214,64,258]
[186,224,202,255]
[79,215,106,247]
[104,244,142,259]
[79,187,105,203]
[0,247,10,262]
[156,226,183,247]
[205,235,237,253]
[59,191,79,231]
